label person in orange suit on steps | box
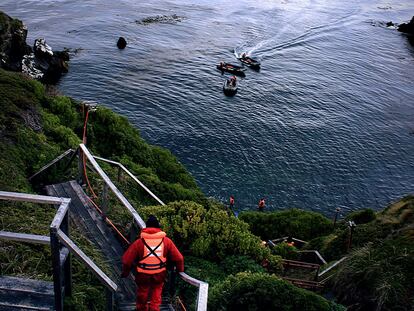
[121,215,184,311]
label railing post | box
[50,227,64,311]
[101,183,109,216]
[117,166,122,182]
[106,288,114,311]
[78,148,86,185]
[61,213,72,297]
[130,218,139,243]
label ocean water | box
[2,0,414,216]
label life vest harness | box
[136,234,167,273]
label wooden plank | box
[0,191,69,205]
[28,149,75,181]
[0,231,50,245]
[80,144,146,229]
[93,155,165,206]
[282,259,320,269]
[0,276,54,295]
[0,302,51,311]
[57,229,117,292]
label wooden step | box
[0,276,54,310]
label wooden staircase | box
[0,276,54,310]
[45,180,174,311]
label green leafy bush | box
[239,209,333,241]
[139,201,282,272]
[345,208,376,225]
[271,242,300,260]
[209,272,332,311]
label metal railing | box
[93,155,165,206]
[22,143,209,310]
[0,191,117,311]
[80,144,209,310]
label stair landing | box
[0,275,54,310]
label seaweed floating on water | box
[136,14,186,25]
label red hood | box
[142,227,162,234]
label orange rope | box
[81,107,98,199]
[81,104,130,246]
[177,296,187,311]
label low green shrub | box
[239,209,333,241]
[345,208,376,224]
[139,201,282,272]
[271,242,300,260]
[209,272,332,311]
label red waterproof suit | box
[122,228,184,311]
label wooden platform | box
[45,181,174,311]
[0,276,54,310]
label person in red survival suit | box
[121,215,184,311]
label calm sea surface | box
[2,0,414,216]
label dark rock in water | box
[398,16,414,34]
[0,11,32,71]
[117,37,127,49]
[386,21,394,27]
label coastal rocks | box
[136,14,185,25]
[0,11,32,71]
[398,16,414,34]
[33,38,53,59]
[117,37,127,49]
[0,11,69,84]
[22,38,69,84]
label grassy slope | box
[0,68,205,309]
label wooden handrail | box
[0,231,50,245]
[57,230,117,292]
[318,257,347,278]
[50,201,70,229]
[93,155,165,206]
[179,272,208,311]
[0,191,69,205]
[28,149,75,181]
[79,144,146,229]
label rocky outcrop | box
[398,16,414,34]
[0,11,32,71]
[0,11,69,84]
[117,37,127,49]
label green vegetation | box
[239,209,333,241]
[345,208,376,224]
[209,272,341,311]
[0,67,205,309]
[3,66,411,311]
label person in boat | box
[241,52,247,59]
[230,76,237,86]
[122,215,184,311]
[219,61,224,69]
